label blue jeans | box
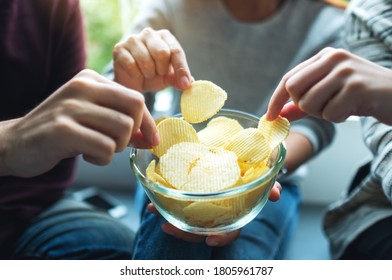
[132,181,301,259]
[12,198,134,259]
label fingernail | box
[265,111,272,121]
[152,131,160,146]
[179,76,190,89]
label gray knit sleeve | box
[290,117,335,156]
[361,117,392,201]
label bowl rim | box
[130,108,286,199]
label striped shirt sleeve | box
[346,0,392,201]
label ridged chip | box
[224,128,270,164]
[180,80,227,123]
[198,116,244,148]
[237,161,254,176]
[241,161,270,184]
[258,115,290,149]
[159,142,210,190]
[214,196,248,224]
[182,149,240,193]
[159,143,240,193]
[152,118,199,158]
[146,160,173,188]
[183,202,231,226]
[154,116,168,126]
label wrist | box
[0,119,18,176]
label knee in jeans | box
[13,214,135,260]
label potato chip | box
[181,80,227,123]
[198,116,243,148]
[155,193,191,219]
[152,118,199,158]
[182,148,240,193]
[237,161,252,176]
[183,202,231,226]
[213,191,266,226]
[258,115,290,149]
[146,160,173,188]
[237,161,266,176]
[241,161,269,184]
[224,128,270,164]
[154,116,168,126]
[146,160,158,180]
[212,211,236,226]
[159,142,210,190]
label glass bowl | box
[130,109,286,235]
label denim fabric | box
[12,198,134,260]
[132,181,301,260]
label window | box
[80,0,139,72]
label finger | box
[75,68,138,89]
[160,30,192,90]
[119,90,145,136]
[82,78,139,113]
[163,69,195,88]
[125,37,156,79]
[322,88,355,122]
[280,102,308,121]
[266,79,291,121]
[147,203,161,216]
[266,47,334,120]
[113,45,143,79]
[144,30,171,76]
[205,230,240,247]
[161,222,206,243]
[60,120,116,165]
[129,130,154,149]
[114,65,144,92]
[296,69,343,117]
[138,104,159,146]
[268,182,282,202]
[87,83,146,135]
[306,52,368,121]
[72,101,134,152]
[285,56,335,107]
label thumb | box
[280,102,307,121]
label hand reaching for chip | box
[113,27,193,93]
[147,182,282,246]
[267,47,392,124]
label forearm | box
[0,119,19,176]
[372,88,392,125]
[283,132,313,174]
[284,116,335,174]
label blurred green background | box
[80,0,138,73]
